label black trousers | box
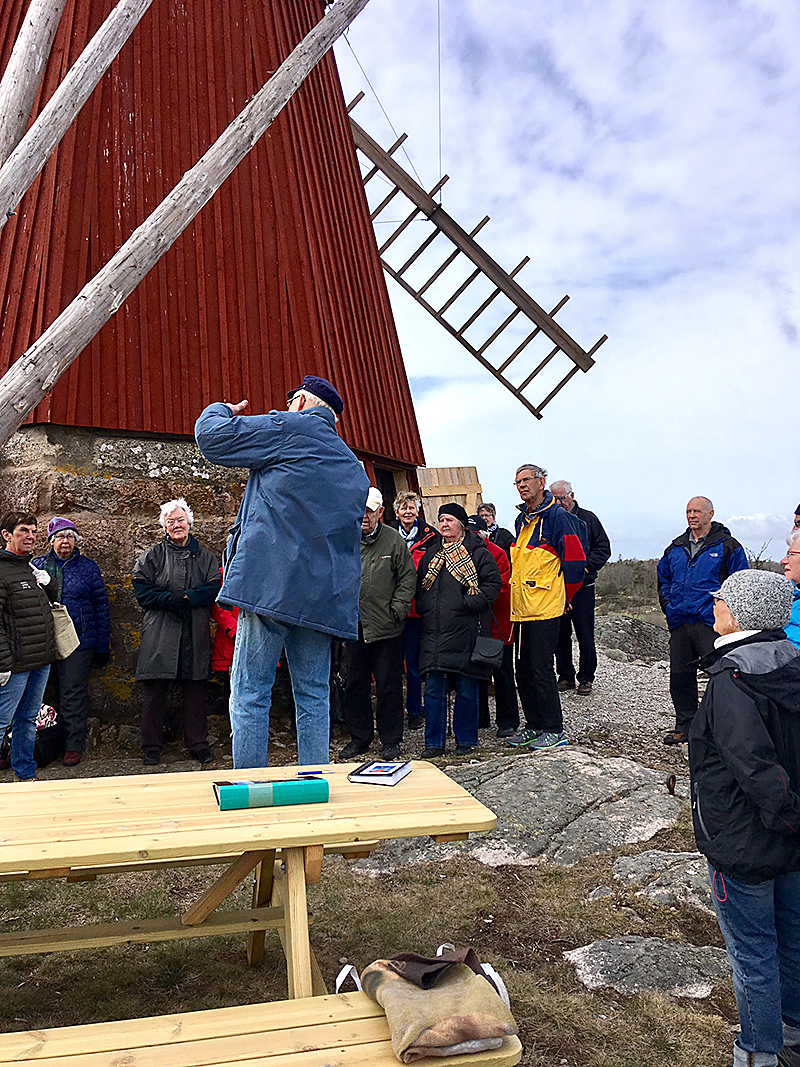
[478,644,520,731]
[668,621,716,734]
[44,647,94,752]
[140,679,209,753]
[343,632,404,747]
[556,583,598,685]
[516,617,563,733]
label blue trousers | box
[423,671,479,750]
[229,611,332,768]
[710,864,800,1065]
[403,617,423,719]
[0,665,51,780]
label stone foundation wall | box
[0,426,248,723]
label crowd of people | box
[0,376,799,1067]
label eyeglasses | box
[165,518,188,527]
[786,550,800,558]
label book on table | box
[213,777,329,810]
[347,759,412,786]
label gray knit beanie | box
[715,569,794,631]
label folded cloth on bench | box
[361,954,517,1063]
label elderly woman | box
[132,498,221,766]
[783,526,800,650]
[33,517,110,766]
[392,491,439,731]
[689,568,800,1067]
[415,502,501,758]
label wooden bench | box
[0,991,523,1066]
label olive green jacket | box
[358,524,416,644]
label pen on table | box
[296,770,334,775]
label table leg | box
[281,846,314,999]
[246,850,276,967]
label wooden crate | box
[417,466,483,523]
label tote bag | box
[51,602,80,660]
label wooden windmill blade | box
[348,109,607,419]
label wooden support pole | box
[0,0,68,170]
[0,0,372,449]
[0,0,157,230]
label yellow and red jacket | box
[510,493,586,622]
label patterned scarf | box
[422,538,480,594]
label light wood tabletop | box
[0,761,497,998]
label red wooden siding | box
[0,0,424,468]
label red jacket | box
[484,539,513,644]
[211,567,239,670]
[399,521,440,619]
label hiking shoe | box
[381,744,401,761]
[529,731,569,751]
[407,716,424,731]
[63,750,82,766]
[142,748,161,766]
[194,747,215,765]
[507,726,542,747]
[339,739,370,761]
[496,726,517,738]
[421,747,445,758]
[663,731,688,746]
[557,679,575,692]
[455,745,476,756]
[576,681,593,696]
[779,1044,800,1067]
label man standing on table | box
[195,376,369,767]
[549,480,611,697]
[657,495,748,746]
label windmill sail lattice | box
[349,102,607,419]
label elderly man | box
[783,526,800,650]
[477,502,514,560]
[549,480,611,696]
[195,375,369,767]
[508,465,586,751]
[657,496,748,745]
[340,487,416,761]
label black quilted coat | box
[415,531,501,681]
[0,551,57,673]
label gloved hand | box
[0,672,10,686]
[166,593,190,614]
[30,566,50,586]
[92,651,110,668]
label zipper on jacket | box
[692,781,712,840]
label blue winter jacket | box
[33,547,111,653]
[786,584,800,650]
[656,522,749,629]
[195,403,369,641]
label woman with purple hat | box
[33,517,110,766]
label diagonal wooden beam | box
[0,0,373,449]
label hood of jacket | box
[667,520,732,554]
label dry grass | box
[0,844,736,1066]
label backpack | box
[558,506,590,556]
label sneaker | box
[455,745,475,756]
[62,750,82,766]
[663,731,688,746]
[339,739,371,761]
[407,716,424,731]
[496,726,517,738]
[194,747,215,765]
[576,681,593,696]
[381,744,401,761]
[529,731,569,751]
[779,1045,800,1067]
[507,726,542,747]
[142,748,161,766]
[421,747,445,758]
[557,679,575,692]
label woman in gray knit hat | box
[689,568,800,1067]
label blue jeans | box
[423,671,479,750]
[229,611,332,767]
[403,617,423,719]
[0,666,51,780]
[709,863,800,1065]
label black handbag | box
[470,606,505,669]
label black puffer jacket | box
[0,551,57,672]
[415,531,502,680]
[689,630,800,883]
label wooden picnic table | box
[0,761,497,999]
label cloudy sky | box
[333,0,799,560]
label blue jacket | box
[33,547,110,653]
[657,522,749,629]
[786,584,800,650]
[195,402,369,641]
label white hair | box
[298,389,338,421]
[550,480,573,495]
[789,526,800,546]
[516,463,547,480]
[159,497,194,529]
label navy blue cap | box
[467,513,488,532]
[288,375,344,416]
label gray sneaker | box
[507,726,542,747]
[529,731,569,751]
[779,1045,800,1067]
